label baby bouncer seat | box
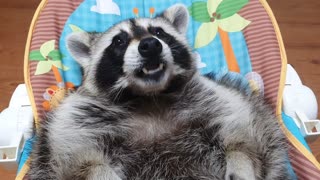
[15,0,320,179]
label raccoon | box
[27,4,290,180]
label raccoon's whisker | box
[170,49,182,54]
[110,86,125,102]
[115,88,125,102]
[169,44,185,49]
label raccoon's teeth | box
[159,63,164,70]
[142,68,149,74]
[142,63,164,75]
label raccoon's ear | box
[67,32,93,67]
[161,4,189,34]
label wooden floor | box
[0,1,41,179]
[268,0,320,162]
[0,0,319,179]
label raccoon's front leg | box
[29,97,128,179]
[252,115,290,180]
[29,129,124,180]
[223,115,289,180]
[70,149,123,180]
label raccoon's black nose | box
[138,37,162,57]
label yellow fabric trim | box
[15,158,30,180]
[18,0,49,179]
[262,0,320,169]
[23,0,48,130]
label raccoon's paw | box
[225,151,256,180]
[226,173,245,180]
[85,164,123,180]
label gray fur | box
[28,4,290,180]
[161,4,189,34]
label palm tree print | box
[189,0,251,72]
[29,40,69,83]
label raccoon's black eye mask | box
[111,31,130,48]
[148,27,165,37]
[148,27,173,45]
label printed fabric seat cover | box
[19,0,320,179]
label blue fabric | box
[59,0,252,86]
[17,136,35,174]
[282,112,311,152]
[228,32,252,75]
[281,114,302,179]
[205,71,252,95]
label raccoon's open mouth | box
[142,63,164,75]
[137,62,166,81]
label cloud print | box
[194,52,207,69]
[91,0,121,15]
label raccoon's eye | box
[112,32,130,47]
[154,28,164,36]
[113,36,125,46]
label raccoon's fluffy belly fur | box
[28,75,289,180]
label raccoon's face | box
[67,4,195,97]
